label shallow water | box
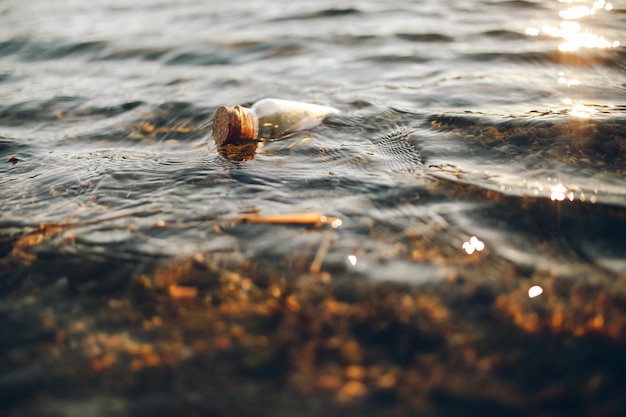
[1,0,625,416]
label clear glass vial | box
[212,98,338,145]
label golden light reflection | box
[539,22,619,52]
[550,183,567,201]
[328,217,343,229]
[525,0,620,52]
[528,285,544,298]
[568,103,598,117]
[560,5,595,20]
[462,236,485,255]
[549,183,582,201]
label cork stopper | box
[212,105,259,145]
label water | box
[1,0,625,416]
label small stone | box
[338,380,367,402]
[340,340,363,364]
[345,365,366,380]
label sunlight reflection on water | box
[528,285,544,298]
[526,0,620,51]
[462,236,485,255]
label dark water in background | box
[1,1,626,416]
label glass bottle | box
[212,98,338,145]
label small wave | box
[424,111,626,207]
[478,30,528,41]
[165,49,232,66]
[0,96,86,126]
[371,129,424,174]
[395,33,454,43]
[0,97,145,130]
[355,54,432,64]
[164,40,309,66]
[462,47,626,69]
[270,7,362,22]
[97,47,170,62]
[485,0,548,9]
[427,112,626,162]
[0,39,107,62]
[329,34,379,46]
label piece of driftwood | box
[237,212,342,228]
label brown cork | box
[212,105,258,145]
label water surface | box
[1,0,625,416]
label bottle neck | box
[234,105,259,142]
